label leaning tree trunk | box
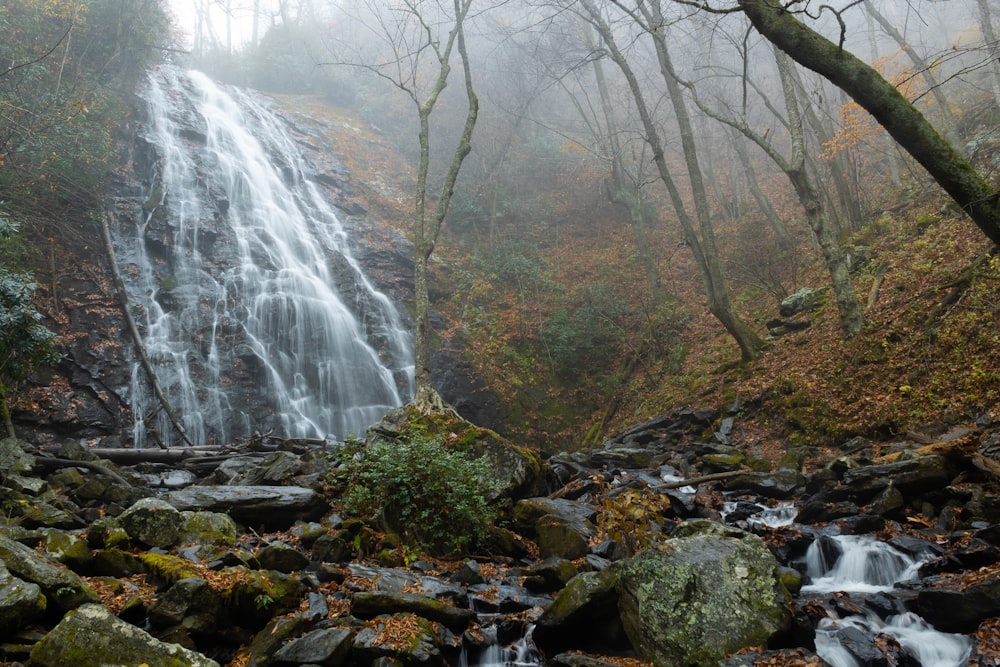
[739,0,1000,246]
[100,212,194,448]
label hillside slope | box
[281,93,1000,458]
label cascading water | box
[801,534,971,667]
[120,67,413,447]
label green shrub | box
[340,434,498,555]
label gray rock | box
[274,627,355,665]
[118,497,184,548]
[840,455,956,502]
[30,603,220,666]
[0,437,36,476]
[256,540,310,572]
[0,563,46,631]
[514,498,596,560]
[0,533,98,611]
[148,577,222,634]
[535,569,627,655]
[351,591,477,631]
[162,485,328,527]
[617,521,792,667]
[779,286,828,316]
[724,469,807,499]
[178,510,239,546]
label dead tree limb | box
[99,212,196,448]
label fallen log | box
[32,457,133,487]
[654,469,746,490]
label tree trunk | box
[645,0,766,359]
[584,0,766,360]
[410,0,478,409]
[976,0,1000,111]
[731,130,792,249]
[863,0,964,154]
[589,27,666,305]
[739,0,1000,246]
[774,49,864,336]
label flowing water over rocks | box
[4,407,1000,666]
[118,66,413,447]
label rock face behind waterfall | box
[617,521,793,667]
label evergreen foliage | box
[341,433,498,555]
[0,215,60,436]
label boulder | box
[162,485,328,527]
[534,569,629,655]
[256,540,310,572]
[368,405,546,502]
[837,455,956,503]
[351,613,445,666]
[617,521,793,667]
[273,626,355,665]
[30,603,220,666]
[0,563,46,632]
[117,497,184,548]
[148,577,222,634]
[178,510,239,546]
[724,469,807,500]
[779,287,828,316]
[514,498,596,560]
[0,533,98,611]
[914,572,1000,632]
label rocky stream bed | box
[3,405,1000,667]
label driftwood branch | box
[99,212,195,448]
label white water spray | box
[123,67,412,446]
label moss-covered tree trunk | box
[739,0,1000,246]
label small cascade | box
[461,623,541,667]
[815,613,972,667]
[802,534,923,593]
[803,535,971,667]
[121,67,413,446]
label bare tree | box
[333,0,480,411]
[580,0,766,360]
[688,46,864,336]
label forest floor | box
[278,93,1000,459]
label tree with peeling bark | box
[333,0,479,412]
[730,0,1000,247]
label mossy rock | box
[140,553,203,584]
[352,612,444,665]
[29,603,220,667]
[617,521,793,667]
[222,568,303,626]
[178,511,239,546]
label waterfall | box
[121,67,413,447]
[802,535,971,667]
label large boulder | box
[0,534,98,611]
[534,569,630,655]
[0,563,46,632]
[118,497,184,548]
[514,498,596,560]
[30,603,220,667]
[162,485,328,527]
[616,521,793,667]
